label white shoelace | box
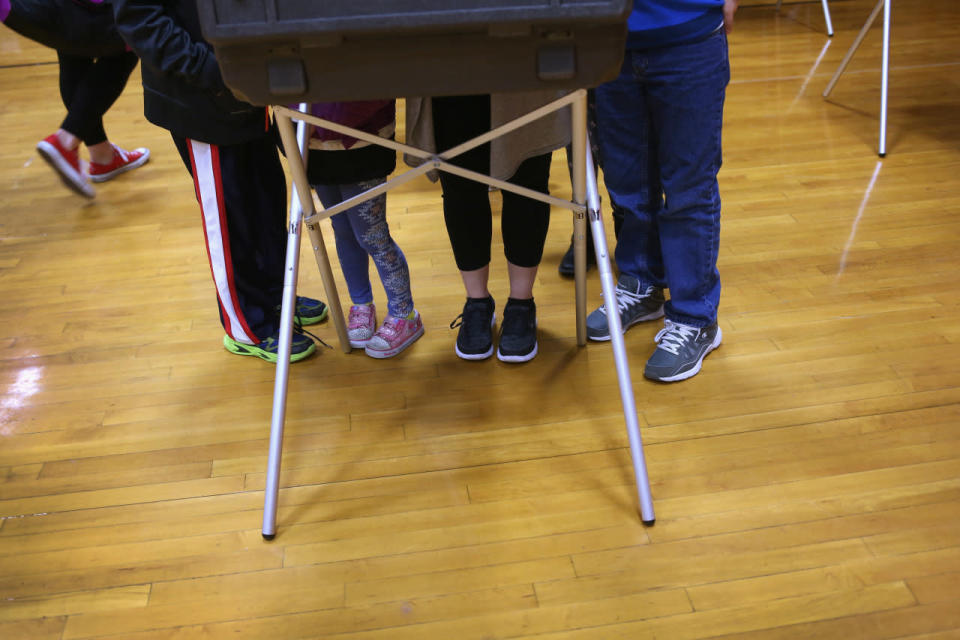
[653,320,699,355]
[599,285,654,316]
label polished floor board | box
[2,0,960,638]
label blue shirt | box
[627,0,725,49]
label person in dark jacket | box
[2,0,150,198]
[111,0,328,363]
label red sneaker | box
[36,134,95,198]
[89,144,151,182]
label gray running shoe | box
[585,274,665,341]
[644,320,722,382]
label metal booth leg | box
[262,93,656,535]
[878,0,891,157]
[571,91,656,524]
[262,109,349,540]
[823,0,890,156]
[821,0,835,37]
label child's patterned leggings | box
[314,180,414,319]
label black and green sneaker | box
[283,296,328,326]
[223,331,316,363]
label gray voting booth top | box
[197,0,631,104]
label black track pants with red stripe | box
[173,134,287,345]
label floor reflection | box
[836,159,884,281]
[1,365,44,436]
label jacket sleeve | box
[112,0,226,95]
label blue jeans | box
[595,28,729,327]
[314,180,414,318]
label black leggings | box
[5,0,138,146]
[432,95,552,271]
[58,50,139,146]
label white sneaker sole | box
[365,326,424,359]
[496,319,539,363]
[36,140,95,198]
[350,337,373,349]
[647,327,722,382]
[496,342,538,363]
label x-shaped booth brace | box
[262,89,655,539]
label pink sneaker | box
[36,134,95,198]
[348,304,377,348]
[364,311,424,359]
[89,144,151,182]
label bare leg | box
[461,265,491,299]
[55,129,80,152]
[55,130,114,164]
[87,140,115,165]
[507,262,537,299]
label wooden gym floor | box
[1,1,959,638]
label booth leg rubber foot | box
[262,532,276,541]
[642,519,656,527]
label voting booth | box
[197,0,632,102]
[197,0,657,538]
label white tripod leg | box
[822,0,889,156]
[878,0,891,157]
[262,108,309,540]
[263,109,351,539]
[822,0,835,37]
[571,90,656,524]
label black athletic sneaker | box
[450,296,496,360]
[496,298,538,363]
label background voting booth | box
[197,0,656,538]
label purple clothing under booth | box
[302,99,413,319]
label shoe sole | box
[223,335,316,363]
[644,327,722,382]
[454,313,496,361]
[456,344,494,360]
[36,140,95,198]
[89,149,151,182]
[587,306,665,342]
[365,326,424,359]
[297,305,329,326]
[497,341,538,363]
[496,318,538,363]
